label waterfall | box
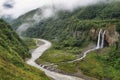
[101,31,106,48]
[68,29,106,63]
[96,29,102,49]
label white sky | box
[0,0,104,18]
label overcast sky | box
[0,0,106,18]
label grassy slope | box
[36,48,77,73]
[23,38,38,49]
[36,45,120,80]
[78,48,120,80]
[0,19,50,80]
[23,38,45,50]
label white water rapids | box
[26,39,84,80]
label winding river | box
[26,39,84,80]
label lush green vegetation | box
[21,1,120,50]
[36,47,78,73]
[23,38,37,49]
[35,2,120,80]
[78,46,120,80]
[11,1,120,80]
[37,44,120,80]
[0,19,50,80]
[23,38,45,50]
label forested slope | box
[22,1,120,48]
[0,19,50,80]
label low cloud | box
[0,0,108,19]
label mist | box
[0,0,110,19]
[1,0,118,36]
[16,23,30,35]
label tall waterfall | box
[96,29,102,49]
[68,29,106,63]
[101,31,106,48]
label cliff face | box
[89,27,97,40]
[90,25,120,46]
[105,25,119,46]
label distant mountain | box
[12,1,120,32]
[0,19,50,80]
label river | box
[26,39,84,80]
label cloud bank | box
[0,0,106,19]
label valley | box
[26,39,84,80]
[21,1,120,79]
[0,0,120,80]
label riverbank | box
[36,42,120,80]
[36,47,98,80]
[26,39,84,80]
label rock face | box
[90,25,120,46]
[89,27,97,40]
[90,27,102,41]
[105,25,119,46]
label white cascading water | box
[101,31,106,48]
[96,29,102,49]
[68,29,105,63]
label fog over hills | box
[0,0,116,19]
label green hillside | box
[22,1,120,49]
[0,19,50,80]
